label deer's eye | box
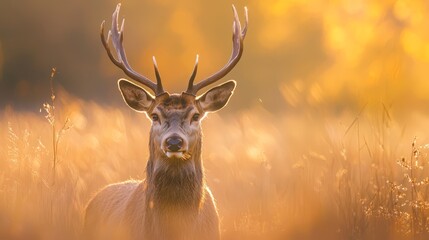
[191,113,200,122]
[151,114,160,122]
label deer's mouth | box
[165,151,184,158]
[164,150,191,160]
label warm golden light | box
[1,0,429,239]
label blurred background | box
[1,0,428,113]
[2,1,429,240]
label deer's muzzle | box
[162,134,188,159]
[166,136,183,152]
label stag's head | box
[101,4,247,162]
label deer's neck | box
[138,135,206,239]
[145,139,204,210]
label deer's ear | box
[118,79,155,112]
[197,80,236,113]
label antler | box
[101,3,165,96]
[185,5,248,95]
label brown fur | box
[84,94,221,240]
[91,4,241,237]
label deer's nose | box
[166,136,183,152]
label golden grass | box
[2,90,429,240]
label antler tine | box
[185,5,248,95]
[241,7,249,38]
[186,54,199,94]
[152,56,164,95]
[101,3,165,96]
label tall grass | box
[1,89,429,239]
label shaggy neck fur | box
[146,154,204,209]
[143,129,204,238]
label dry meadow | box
[2,1,429,240]
[2,88,429,240]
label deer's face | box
[101,3,246,161]
[117,79,236,160]
[148,93,200,160]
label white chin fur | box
[166,151,184,158]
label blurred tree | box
[0,0,428,113]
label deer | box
[83,3,247,240]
